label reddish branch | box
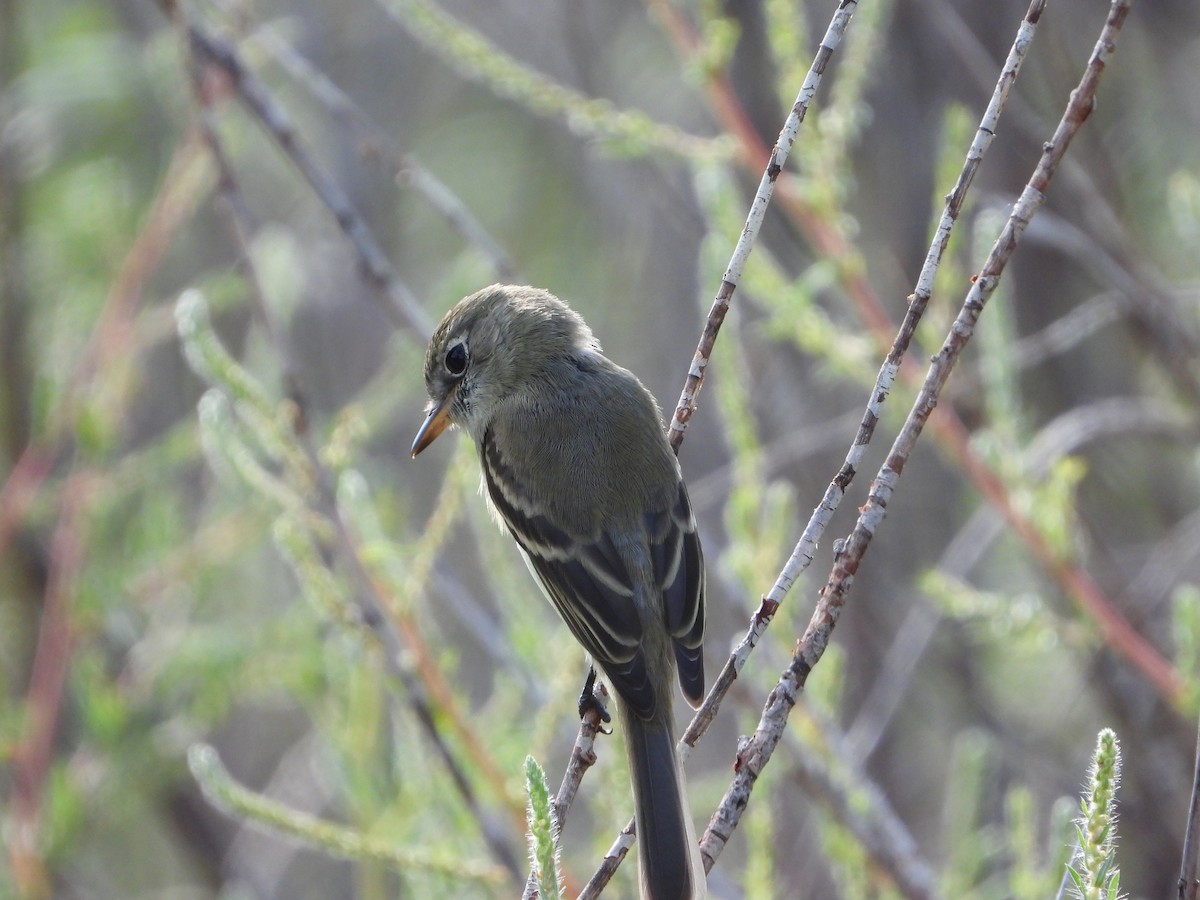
[698,0,1142,869]
[654,0,1176,704]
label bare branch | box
[578,819,637,900]
[6,473,93,892]
[247,26,520,282]
[783,709,940,900]
[1181,712,1200,900]
[666,0,859,453]
[759,0,1049,621]
[165,3,433,337]
[174,7,524,880]
[521,681,610,900]
[699,0,1142,869]
[678,0,1050,764]
[578,0,1061,889]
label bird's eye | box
[444,342,468,376]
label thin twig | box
[246,25,519,282]
[577,0,1053,889]
[550,680,610,826]
[658,0,1172,697]
[3,123,210,893]
[521,681,609,900]
[755,0,1049,622]
[924,0,1200,410]
[0,131,208,561]
[781,706,940,900]
[933,405,1181,701]
[846,394,1196,766]
[578,818,638,900]
[648,0,895,339]
[175,6,524,880]
[699,0,1140,868]
[675,0,1049,767]
[563,4,861,891]
[665,0,858,453]
[1180,711,1200,900]
[6,472,93,894]
[164,2,433,337]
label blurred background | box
[2,0,1200,896]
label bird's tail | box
[621,701,706,900]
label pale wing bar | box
[482,429,658,717]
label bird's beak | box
[411,397,452,457]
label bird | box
[411,284,706,899]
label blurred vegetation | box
[2,0,1199,897]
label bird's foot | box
[577,667,612,727]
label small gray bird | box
[412,284,706,900]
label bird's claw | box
[577,667,612,726]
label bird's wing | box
[646,482,705,707]
[481,427,657,718]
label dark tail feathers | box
[622,707,705,899]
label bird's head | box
[411,284,598,455]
